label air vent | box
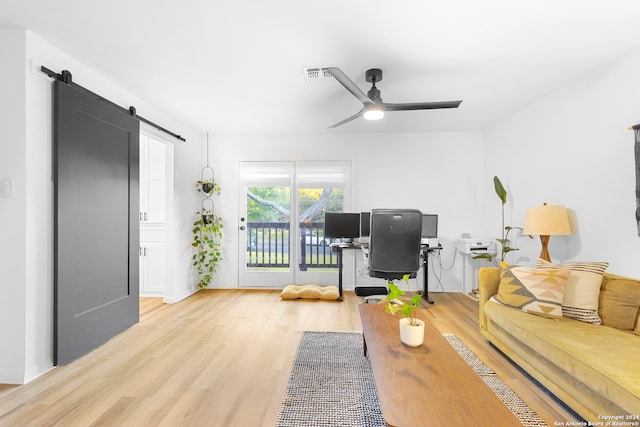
[302,66,333,83]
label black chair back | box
[368,209,422,281]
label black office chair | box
[367,209,423,285]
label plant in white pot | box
[385,274,425,347]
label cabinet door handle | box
[144,212,148,221]
[139,212,143,221]
[144,247,148,256]
[139,246,143,256]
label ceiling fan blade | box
[326,67,372,105]
[383,100,462,111]
[329,107,365,128]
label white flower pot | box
[399,317,425,347]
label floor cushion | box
[280,284,340,300]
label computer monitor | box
[421,214,438,238]
[359,212,370,238]
[324,212,361,240]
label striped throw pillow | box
[535,259,609,324]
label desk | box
[421,245,442,304]
[331,243,442,303]
[330,243,361,300]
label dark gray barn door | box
[54,81,140,365]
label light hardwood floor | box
[0,290,580,426]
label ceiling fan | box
[325,67,462,128]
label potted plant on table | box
[385,274,425,347]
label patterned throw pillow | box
[496,264,570,318]
[535,259,609,324]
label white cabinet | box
[140,135,166,224]
[140,134,167,295]
[140,237,165,295]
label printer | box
[457,238,496,255]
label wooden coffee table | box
[359,304,521,427]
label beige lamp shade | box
[523,204,572,236]
[523,203,572,262]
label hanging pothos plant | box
[196,179,220,195]
[192,182,223,289]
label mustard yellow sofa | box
[479,267,640,422]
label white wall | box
[484,47,640,277]
[0,30,28,384]
[210,131,486,292]
[0,29,204,384]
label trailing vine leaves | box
[192,182,223,289]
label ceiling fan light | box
[363,105,384,121]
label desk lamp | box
[523,203,572,262]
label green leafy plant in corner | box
[192,183,223,289]
[474,176,529,265]
[385,274,422,326]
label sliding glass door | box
[238,161,350,288]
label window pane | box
[246,186,291,271]
[298,187,344,271]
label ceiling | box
[2,0,640,134]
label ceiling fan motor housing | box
[367,86,382,102]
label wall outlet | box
[0,177,12,198]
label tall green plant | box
[474,176,526,265]
[192,183,223,289]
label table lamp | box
[523,203,572,262]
